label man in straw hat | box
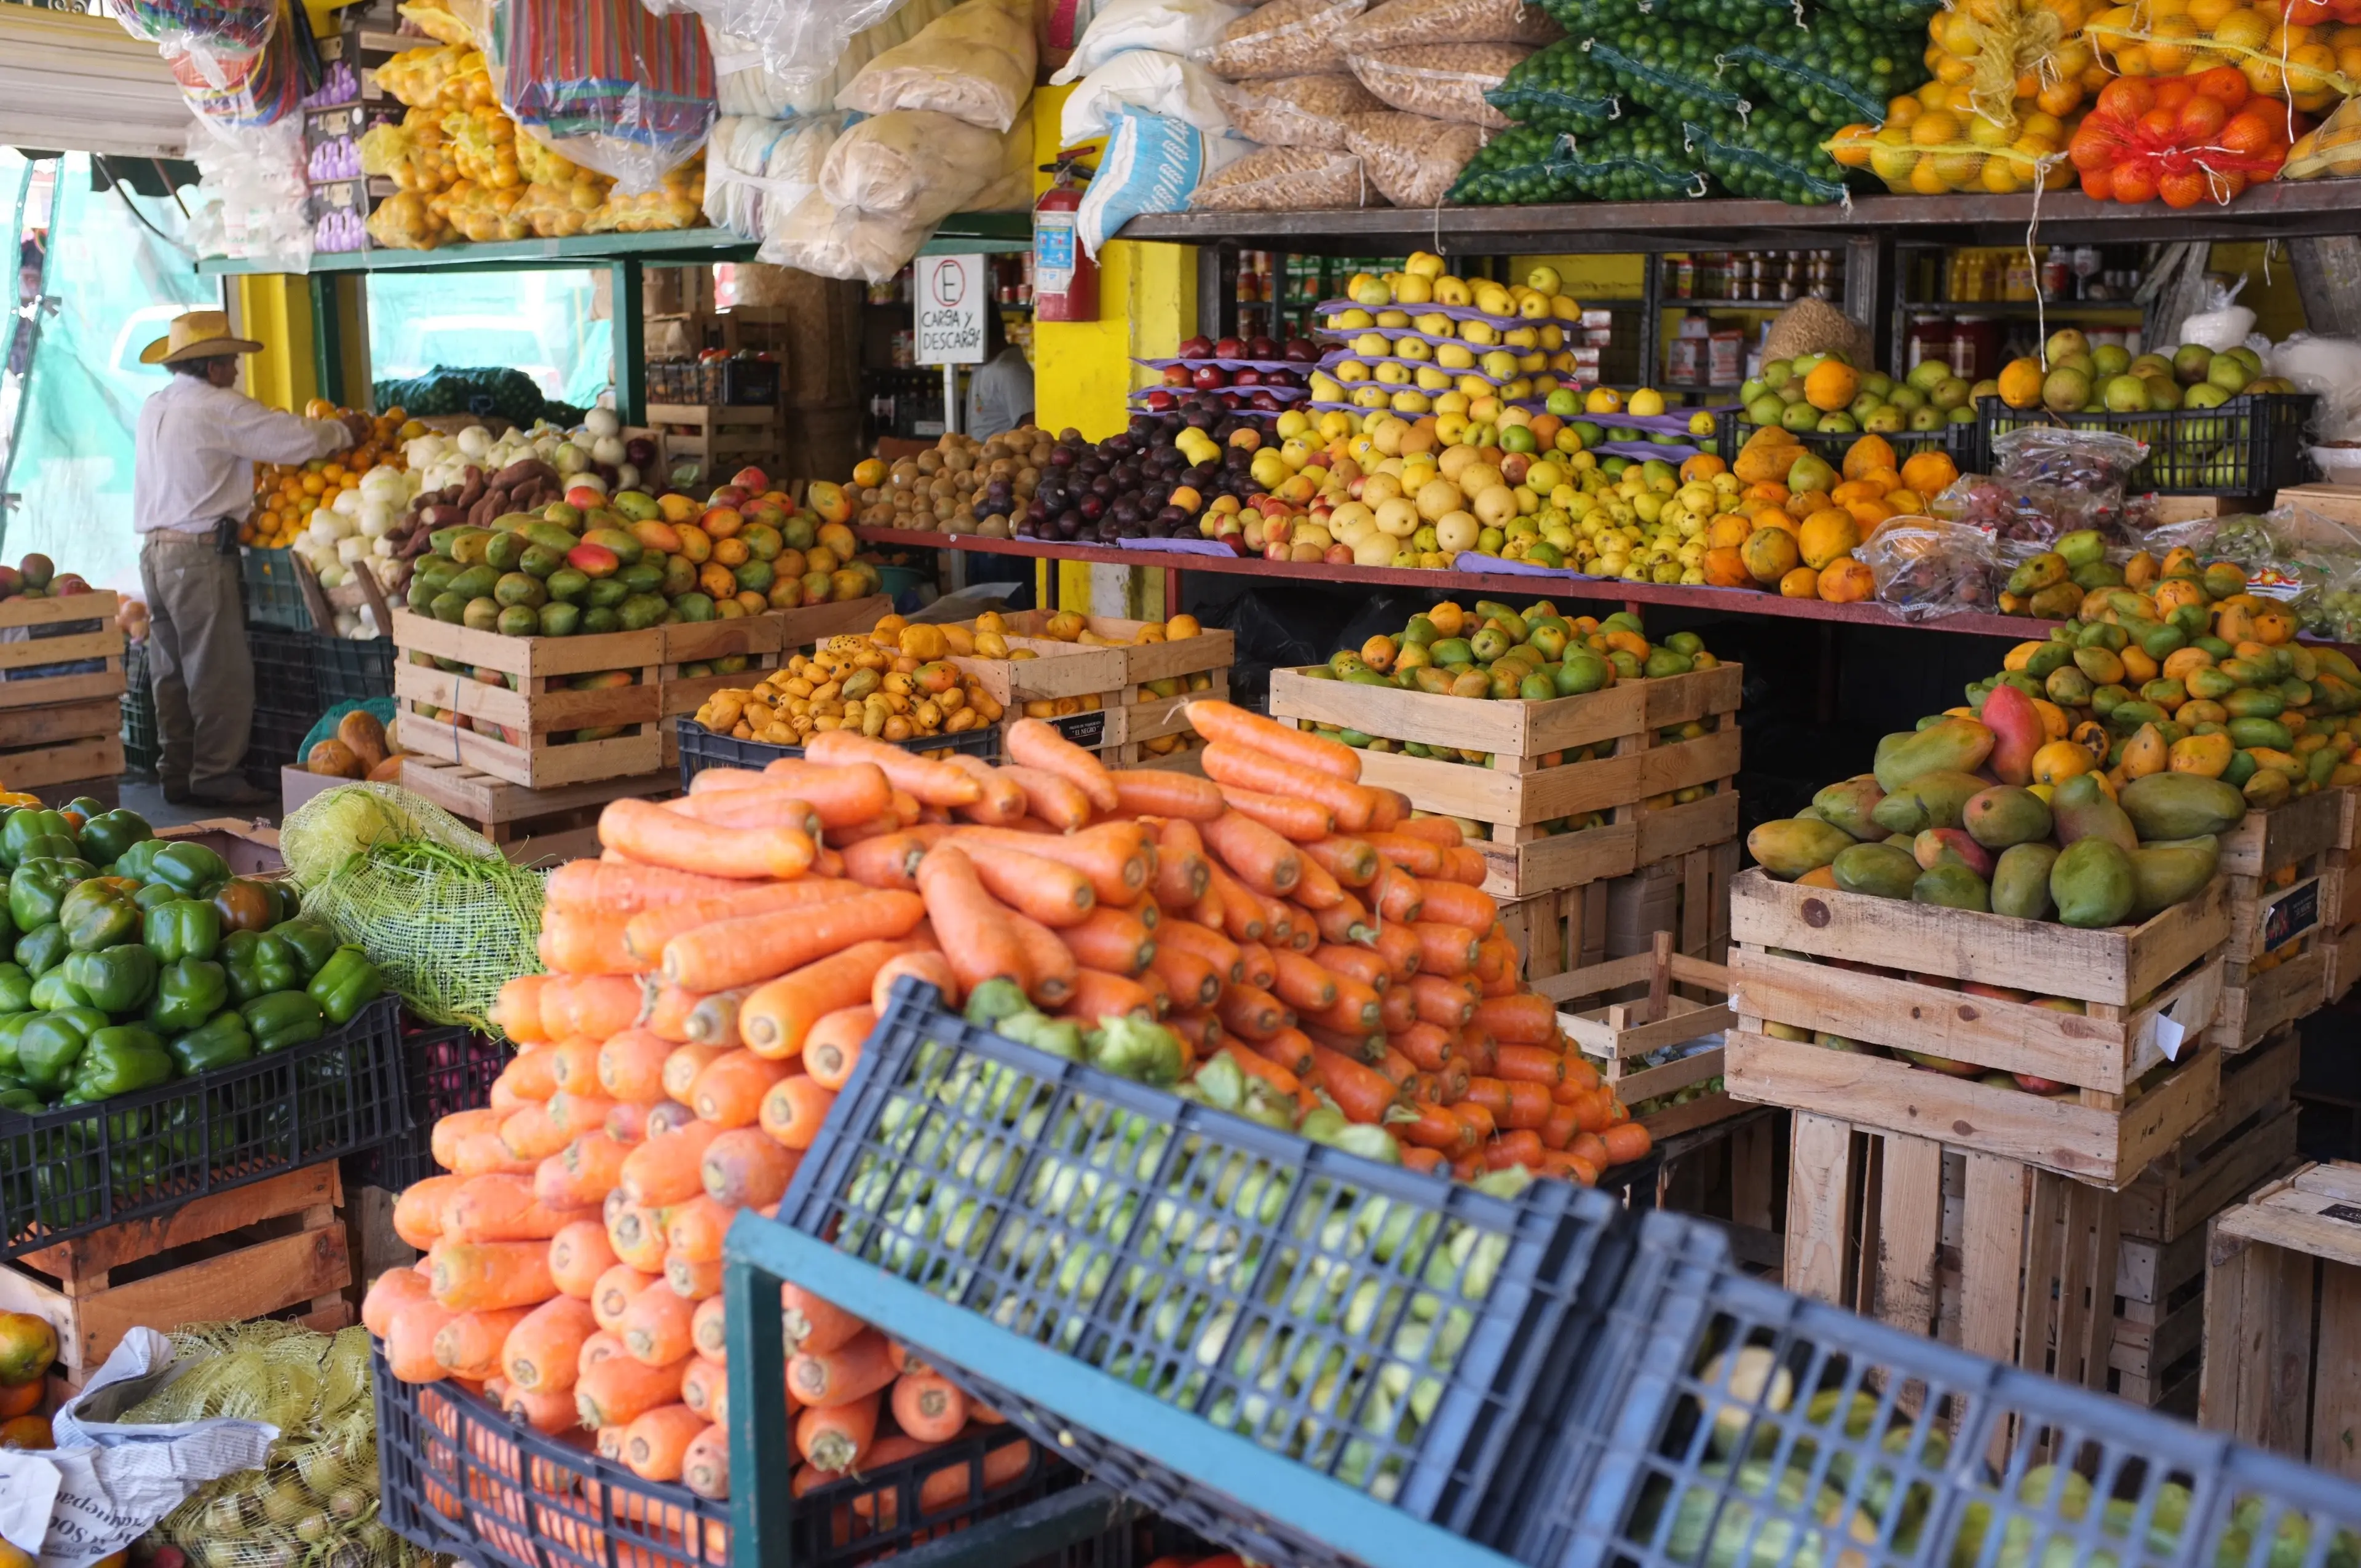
[131,309,371,807]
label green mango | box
[1870,770,1987,836]
[1911,863,1990,911]
[1991,842,2059,919]
[1746,818,1856,881]
[446,564,499,601]
[2051,837,2137,928]
[2050,773,2139,853]
[1811,776,1885,840]
[523,522,580,555]
[1832,842,1921,899]
[2130,836,2219,921]
[484,531,528,572]
[1961,786,2052,850]
[2119,774,2246,841]
[2223,687,2285,719]
[1873,719,1996,793]
[1554,652,1610,695]
[2228,716,2294,752]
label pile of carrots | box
[360,700,1650,1539]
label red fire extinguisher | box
[1034,156,1096,323]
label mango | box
[2119,773,2246,841]
[2050,837,2136,928]
[2243,768,2292,810]
[1912,864,1990,911]
[1797,865,1840,888]
[2074,646,2127,687]
[2129,837,2219,921]
[2051,772,2138,853]
[1747,818,1856,881]
[2046,665,2095,705]
[1914,828,1995,879]
[2224,687,2284,719]
[2120,723,2168,780]
[1991,842,2059,919]
[1873,718,1995,793]
[1871,770,1987,836]
[1963,786,2052,850]
[2030,738,2095,785]
[2228,716,2294,753]
[1811,776,1885,840]
[1981,683,2044,786]
[1832,841,1922,900]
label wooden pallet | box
[1501,840,1737,981]
[0,1163,352,1385]
[2118,1025,2302,1243]
[1540,931,1739,1139]
[0,590,127,708]
[1728,867,2229,1188]
[2200,1160,2361,1481]
[399,754,675,865]
[2210,791,2341,1050]
[391,608,664,789]
[1270,661,1740,900]
[1653,1106,1786,1277]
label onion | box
[584,406,622,440]
[457,425,492,459]
[554,442,590,475]
[591,434,626,465]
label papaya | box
[1912,864,1990,911]
[1871,770,1987,836]
[1747,818,1856,881]
[2113,772,2245,841]
[2050,837,2137,929]
[2129,837,2219,921]
[1832,842,1921,900]
[1981,683,2044,786]
[1962,786,2052,850]
[1797,865,1840,888]
[1991,842,2059,920]
[2050,773,2138,853]
[2243,767,2292,810]
[1872,718,1995,793]
[1914,828,1995,879]
[1811,777,1886,840]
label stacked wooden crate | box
[0,592,127,791]
[391,609,665,790]
[648,401,780,487]
[1541,930,1740,1138]
[2209,789,2339,1050]
[1268,662,1741,979]
[951,612,1234,764]
[2319,786,2360,1002]
[658,596,890,767]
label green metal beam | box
[307,272,341,409]
[612,259,644,426]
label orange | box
[1779,566,1824,598]
[0,1314,53,1389]
[1802,360,1861,412]
[0,1414,49,1449]
[1899,451,1961,494]
[0,1379,40,1419]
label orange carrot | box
[1398,1103,1475,1154]
[1062,968,1157,1024]
[385,1297,457,1383]
[599,798,814,880]
[1292,858,1346,913]
[997,764,1093,833]
[1601,1120,1653,1166]
[1252,1027,1316,1078]
[1153,819,1210,913]
[501,1380,580,1436]
[1165,1008,1217,1056]
[1215,984,1289,1041]
[450,1130,539,1179]
[872,951,959,1013]
[540,975,646,1042]
[1270,949,1339,1014]
[1003,717,1120,812]
[917,844,1030,996]
[547,860,778,914]
[1226,1044,1303,1098]
[1303,1019,1382,1065]
[1475,993,1559,1046]
[1541,1102,1580,1151]
[1008,911,1078,1007]
[1187,702,1361,780]
[624,881,864,964]
[1059,906,1154,976]
[740,936,931,1058]
[759,1075,836,1150]
[690,1295,729,1364]
[1416,876,1498,933]
[781,1283,866,1358]
[1161,919,1243,984]
[606,1102,654,1144]
[1372,922,1422,981]
[1201,743,1376,831]
[1392,1021,1456,1073]
[659,888,928,994]
[1137,966,1174,1024]
[592,1265,660,1334]
[504,1296,599,1393]
[796,1393,879,1471]
[550,1090,623,1141]
[1410,975,1478,1029]
[666,1249,724,1302]
[1391,816,1462,847]
[365,1265,435,1337]
[1316,944,1391,996]
[394,1174,464,1251]
[550,1219,619,1300]
[1220,787,1335,844]
[668,788,821,838]
[683,1423,731,1500]
[1379,984,1418,1035]
[1372,863,1426,925]
[729,759,895,828]
[1109,769,1225,820]
[1312,892,1378,949]
[446,1174,593,1243]
[598,1029,675,1103]
[946,756,1029,825]
[1495,1042,1568,1085]
[1487,1129,1546,1170]
[577,1351,692,1430]
[1362,833,1445,878]
[623,1404,708,1483]
[681,1355,728,1419]
[1232,940,1276,992]
[620,1279,700,1366]
[799,1006,875,1093]
[1377,1046,1422,1089]
[663,1196,738,1264]
[891,1372,968,1441]
[491,975,552,1043]
[951,825,1148,905]
[1307,1044,1404,1122]
[607,1202,671,1274]
[1438,845,1490,887]
[1412,922,1479,976]
[1303,836,1380,888]
[1147,943,1220,1010]
[539,907,643,975]
[840,832,928,890]
[959,840,1096,927]
[621,1122,726,1208]
[430,1240,556,1312]
[1400,1146,1446,1174]
[1203,810,1302,896]
[1204,863,1266,943]
[435,1109,509,1168]
[690,1049,794,1128]
[537,1134,628,1211]
[791,1329,896,1406]
[804,731,983,807]
[645,984,702,1043]
[1305,973,1382,1034]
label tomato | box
[2111,161,2161,201]
[2192,64,2252,105]
[2159,168,2212,207]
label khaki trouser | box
[140,529,253,793]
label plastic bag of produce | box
[1340,109,1488,204]
[1990,424,2148,491]
[1584,27,1749,127]
[1728,18,1923,127]
[1684,107,1851,202]
[820,108,1011,215]
[1825,110,2073,196]
[1051,0,1248,80]
[1079,106,1251,253]
[1192,142,1378,205]
[1212,73,1380,144]
[1484,40,1620,131]
[492,0,716,190]
[2065,77,2292,204]
[1064,50,1237,140]
[2085,5,2356,109]
[767,186,933,279]
[2287,93,2361,177]
[1347,42,1531,125]
[1335,0,1559,49]
[1854,518,1998,619]
[1201,0,1368,79]
[1448,122,1582,199]
[836,0,1038,129]
[704,111,845,237]
[710,0,961,116]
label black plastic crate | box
[315,632,396,707]
[647,359,708,403]
[241,546,317,632]
[721,358,780,406]
[344,1019,506,1192]
[775,980,1635,1568]
[374,1347,1080,1568]
[1971,391,2316,496]
[245,625,324,781]
[0,994,403,1262]
[673,713,997,790]
[121,639,157,778]
[1514,1208,2361,1568]
[1712,409,1977,473]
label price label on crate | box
[1050,710,1107,748]
[916,254,987,366]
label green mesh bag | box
[1450,126,1588,203]
[1684,107,1854,202]
[280,782,546,1031]
[1730,17,1926,125]
[1485,42,1624,134]
[1560,113,1714,199]
[1584,26,1750,130]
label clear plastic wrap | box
[703,111,847,237]
[1202,0,1369,79]
[1347,42,1532,125]
[1339,109,1487,205]
[1855,518,1999,620]
[652,0,925,89]
[835,0,1037,130]
[188,117,313,268]
[1335,0,1558,49]
[1051,0,1249,81]
[710,0,960,117]
[1064,50,1237,141]
[105,0,274,92]
[1989,424,2149,491]
[492,0,717,190]
[1211,72,1379,145]
[1932,472,2158,555]
[1190,142,1377,205]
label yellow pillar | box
[232,274,318,412]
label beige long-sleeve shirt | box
[132,374,352,536]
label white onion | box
[584,407,622,440]
[591,434,627,465]
[457,426,492,459]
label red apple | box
[1192,365,1229,390]
[1178,335,1214,360]
[1234,366,1264,387]
[1214,336,1245,359]
[1249,335,1279,360]
[1163,365,1193,388]
[1283,337,1319,362]
[1249,390,1283,412]
[1500,453,1532,485]
[1323,542,1355,566]
[1144,390,1177,411]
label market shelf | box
[853,526,2049,638]
[1120,182,2361,253]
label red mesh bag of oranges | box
[2065,68,2296,203]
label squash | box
[339,708,389,771]
[307,738,363,777]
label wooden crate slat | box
[395,662,661,734]
[2201,1160,2361,1480]
[12,1163,341,1281]
[0,662,127,714]
[2207,944,2326,1051]
[1268,660,1740,756]
[391,607,664,679]
[0,696,126,750]
[2,735,123,792]
[0,628,120,672]
[398,754,673,830]
[2120,1105,2301,1243]
[0,590,119,630]
[1353,726,1739,826]
[394,711,662,791]
[2217,788,2344,879]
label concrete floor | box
[118,775,280,832]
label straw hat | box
[139,309,264,365]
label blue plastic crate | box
[674,713,997,791]
[241,546,317,632]
[756,980,1633,1568]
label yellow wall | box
[233,274,317,412]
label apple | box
[1324,542,1355,566]
[1264,538,1291,561]
[1500,452,1532,485]
[2012,1072,2069,1093]
[1215,336,1245,359]
[1163,365,1193,389]
[1283,337,1319,363]
[1235,366,1264,387]
[1193,365,1229,390]
[1249,335,1279,360]
[1144,390,1177,412]
[1250,390,1283,412]
[1178,335,1214,360]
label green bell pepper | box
[69,1026,173,1097]
[240,991,325,1053]
[76,809,151,871]
[221,930,301,1004]
[0,962,33,1015]
[167,1008,253,1076]
[63,945,157,1013]
[147,958,228,1035]
[111,839,164,884]
[0,1013,30,1076]
[133,881,180,914]
[144,899,221,962]
[9,858,80,932]
[306,945,383,1025]
[58,880,138,954]
[267,881,302,922]
[28,970,86,1011]
[268,916,341,981]
[15,922,66,979]
[149,841,229,897]
[17,1013,88,1091]
[1,809,70,866]
[0,1087,39,1115]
